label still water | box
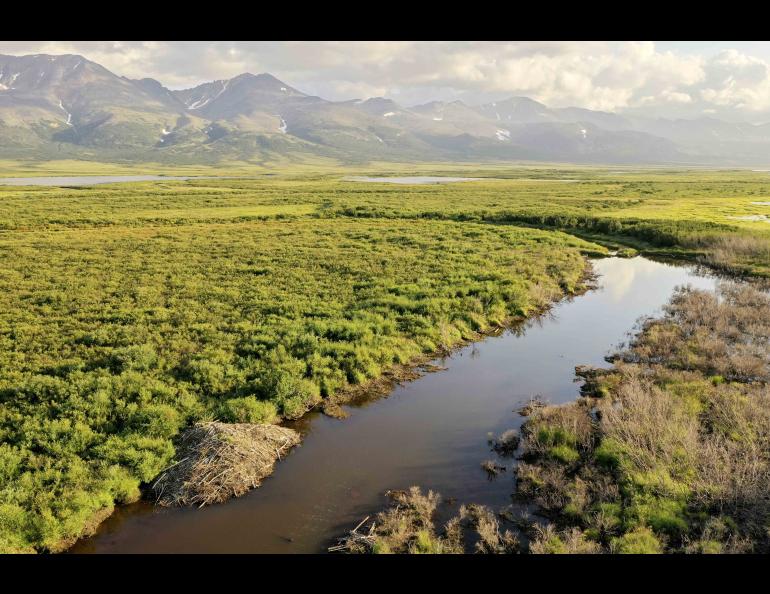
[343,176,483,184]
[0,175,205,186]
[71,256,717,553]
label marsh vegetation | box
[515,282,770,554]
[350,281,770,554]
[0,197,596,552]
[1,165,768,553]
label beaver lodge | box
[152,422,301,507]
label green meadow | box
[1,164,768,552]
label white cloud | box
[698,50,770,112]
[2,41,770,121]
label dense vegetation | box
[1,164,768,553]
[321,171,770,277]
[517,282,770,553]
[3,164,766,274]
[0,199,598,552]
[343,283,770,555]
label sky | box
[3,41,770,122]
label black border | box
[0,7,763,40]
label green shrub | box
[537,426,578,448]
[594,438,623,470]
[548,444,580,464]
[611,527,663,554]
[220,397,278,424]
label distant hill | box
[1,53,769,165]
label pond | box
[0,175,207,186]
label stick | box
[352,515,370,533]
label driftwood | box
[152,422,301,507]
[328,516,377,552]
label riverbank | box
[65,258,599,554]
[63,263,597,553]
[337,277,769,554]
[515,281,770,554]
[70,256,718,553]
[0,213,600,553]
[326,260,599,411]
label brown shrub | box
[521,400,594,457]
[516,462,572,512]
[598,373,699,476]
[695,383,770,529]
[528,524,603,554]
[461,504,520,553]
[625,283,770,382]
[698,234,770,276]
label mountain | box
[476,97,559,124]
[625,116,770,162]
[0,53,767,165]
[0,54,191,151]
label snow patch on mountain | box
[188,79,230,110]
[58,100,73,126]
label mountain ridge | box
[1,53,768,165]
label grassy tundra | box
[3,165,766,273]
[0,165,768,553]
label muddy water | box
[71,256,717,553]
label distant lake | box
[343,176,484,184]
[343,176,582,184]
[0,175,205,187]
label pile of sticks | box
[328,516,377,553]
[153,421,301,507]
